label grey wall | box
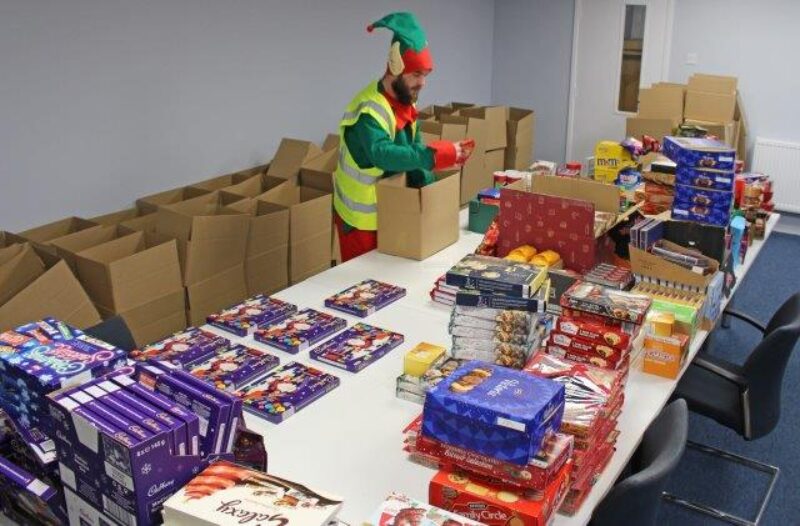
[669,0,800,156]
[491,0,575,162]
[0,0,494,231]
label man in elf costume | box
[334,12,474,262]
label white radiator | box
[752,137,800,213]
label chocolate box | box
[0,454,65,526]
[109,373,201,456]
[206,295,298,337]
[662,136,736,171]
[422,361,565,466]
[429,463,571,526]
[234,361,340,424]
[674,184,733,211]
[131,327,229,368]
[162,460,343,526]
[309,322,404,373]
[189,344,280,391]
[675,165,735,191]
[49,393,205,526]
[139,364,231,456]
[323,279,407,318]
[446,254,548,298]
[254,308,347,354]
[671,203,731,227]
[560,281,651,324]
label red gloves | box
[429,139,475,170]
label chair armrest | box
[693,356,748,391]
[723,309,766,333]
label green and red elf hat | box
[367,12,433,75]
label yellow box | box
[647,311,675,337]
[403,342,446,377]
[643,333,690,379]
[594,141,636,184]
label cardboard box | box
[629,245,719,288]
[684,90,736,123]
[186,265,247,326]
[298,146,337,193]
[439,114,489,205]
[0,255,101,333]
[626,116,679,141]
[97,289,186,346]
[258,180,332,284]
[219,173,288,199]
[267,138,323,183]
[225,199,290,296]
[136,186,210,215]
[15,217,98,254]
[688,73,737,94]
[322,133,340,152]
[485,148,505,175]
[458,105,508,150]
[155,193,250,286]
[376,170,460,260]
[505,107,535,169]
[75,231,184,313]
[49,224,134,272]
[188,166,266,193]
[637,86,684,120]
[119,212,159,233]
[683,119,739,147]
[89,207,154,227]
[0,243,46,306]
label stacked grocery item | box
[443,254,551,369]
[396,343,464,404]
[545,281,652,371]
[49,363,255,525]
[408,361,570,526]
[429,275,459,307]
[366,492,484,526]
[162,460,343,526]
[663,136,736,227]
[641,310,691,379]
[523,353,627,515]
[735,172,774,239]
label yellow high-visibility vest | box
[333,81,413,231]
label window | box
[618,4,646,112]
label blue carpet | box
[656,232,800,525]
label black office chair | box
[84,315,137,352]
[664,292,800,526]
[590,399,688,526]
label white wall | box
[0,0,495,231]
[669,0,800,156]
[491,0,576,162]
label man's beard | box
[391,76,418,105]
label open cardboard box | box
[629,243,720,289]
[505,107,535,170]
[457,105,508,151]
[89,207,155,228]
[219,173,288,199]
[74,231,186,345]
[225,198,290,296]
[0,244,101,332]
[440,113,488,205]
[376,169,460,260]
[258,176,332,284]
[637,85,685,120]
[137,186,211,215]
[188,167,265,193]
[267,138,324,184]
[14,216,98,254]
[49,224,137,273]
[0,243,46,306]
[626,116,680,141]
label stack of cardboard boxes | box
[419,103,535,205]
[626,73,747,162]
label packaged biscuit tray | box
[561,281,652,324]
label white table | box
[211,210,779,526]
